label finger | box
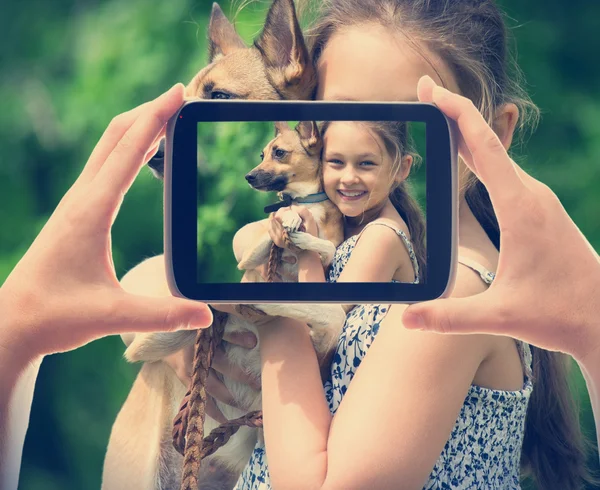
[205,368,240,408]
[212,347,262,391]
[401,292,516,336]
[78,96,170,187]
[222,330,257,349]
[417,76,474,167]
[54,133,164,216]
[429,84,525,204]
[268,224,285,248]
[76,104,152,187]
[95,292,213,336]
[92,83,184,202]
[205,395,228,424]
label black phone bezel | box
[165,100,457,303]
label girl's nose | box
[340,167,360,185]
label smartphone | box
[164,100,458,304]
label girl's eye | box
[274,148,286,159]
[327,159,343,165]
[360,160,376,167]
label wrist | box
[0,288,38,375]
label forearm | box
[298,251,326,283]
[0,317,41,490]
[577,353,600,457]
[258,318,331,490]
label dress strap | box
[457,256,534,381]
[457,256,496,285]
[358,219,420,282]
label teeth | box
[339,190,364,197]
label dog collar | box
[263,192,329,214]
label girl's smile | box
[337,189,368,201]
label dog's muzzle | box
[245,170,288,191]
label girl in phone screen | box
[269,119,426,288]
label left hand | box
[0,84,213,366]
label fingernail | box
[163,83,184,98]
[403,311,426,330]
[432,85,449,100]
[420,75,435,86]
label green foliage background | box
[0,0,597,488]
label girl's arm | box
[336,224,409,282]
[297,250,327,282]
[257,265,495,490]
[296,215,410,284]
[0,314,42,490]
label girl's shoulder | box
[455,246,527,392]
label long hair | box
[298,0,592,488]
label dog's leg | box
[237,232,273,271]
[124,330,197,363]
[287,231,337,266]
[103,361,185,490]
[278,209,337,266]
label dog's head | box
[148,0,316,179]
[245,120,322,197]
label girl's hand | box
[404,75,600,366]
[268,210,289,248]
[0,84,213,366]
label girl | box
[268,119,426,286]
[228,0,591,489]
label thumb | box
[402,293,498,335]
[99,293,213,336]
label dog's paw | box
[280,209,302,233]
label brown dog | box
[102,2,343,489]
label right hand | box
[403,75,600,366]
[163,329,260,423]
[0,83,213,366]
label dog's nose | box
[245,173,256,183]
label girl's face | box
[322,122,402,217]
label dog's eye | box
[211,91,231,100]
[274,148,287,159]
[260,151,264,161]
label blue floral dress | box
[235,222,533,489]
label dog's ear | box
[274,121,290,135]
[295,121,321,155]
[254,0,316,99]
[208,3,246,62]
[147,138,165,180]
